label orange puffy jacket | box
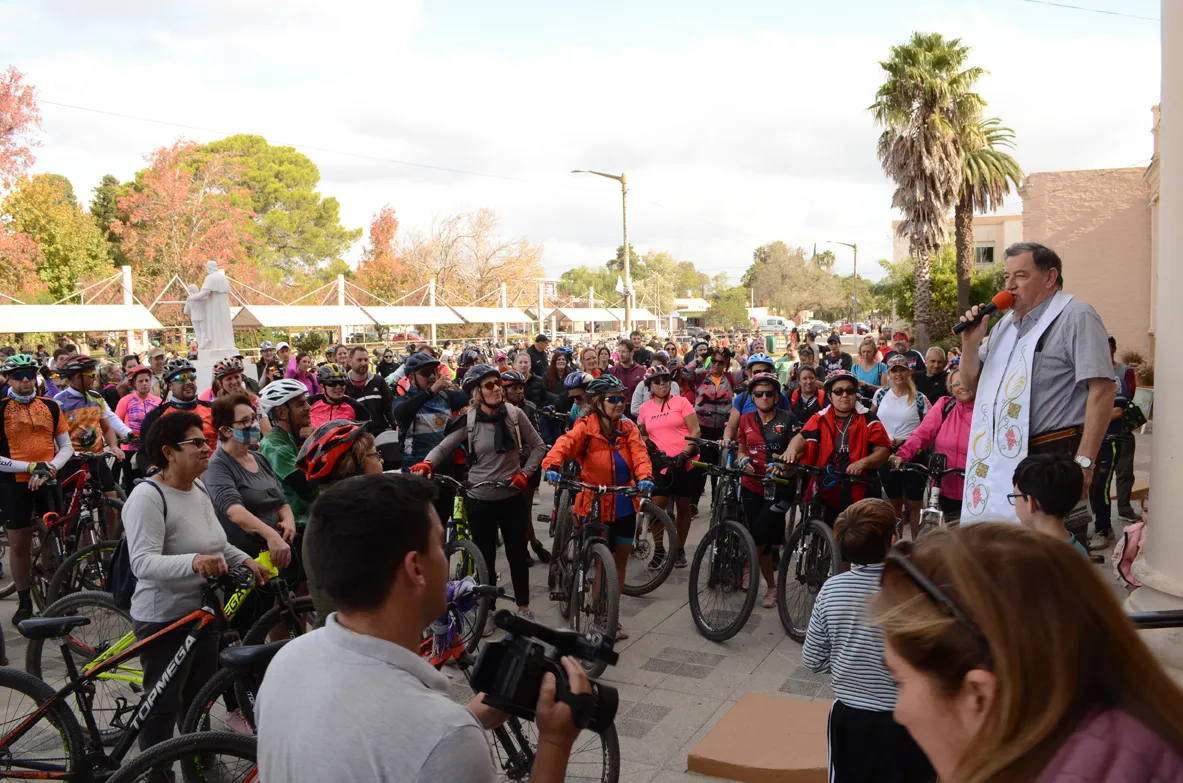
[542,414,653,522]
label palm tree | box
[954,117,1024,313]
[871,32,984,349]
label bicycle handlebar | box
[688,460,792,485]
[891,462,965,479]
[431,475,511,491]
[770,461,879,486]
[553,477,651,497]
[684,436,738,452]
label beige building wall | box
[890,214,1023,266]
[1020,167,1153,358]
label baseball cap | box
[827,334,841,344]
[260,341,274,350]
[886,354,911,370]
[534,334,550,343]
[276,341,291,351]
[146,347,165,359]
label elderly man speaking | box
[956,242,1114,523]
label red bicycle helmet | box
[296,419,368,481]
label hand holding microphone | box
[953,291,1015,337]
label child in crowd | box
[803,498,934,783]
[1012,453,1090,557]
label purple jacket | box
[609,362,647,416]
[1039,709,1183,783]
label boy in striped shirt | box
[803,499,934,782]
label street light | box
[572,170,631,333]
[827,240,858,324]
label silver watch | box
[1074,455,1094,470]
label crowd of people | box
[0,242,1170,782]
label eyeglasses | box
[364,450,381,461]
[1006,492,1029,506]
[829,387,857,397]
[232,414,259,427]
[173,437,211,451]
[751,390,777,399]
[172,372,197,384]
[604,395,625,404]
[884,545,991,665]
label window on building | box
[975,243,995,265]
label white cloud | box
[7,1,1160,288]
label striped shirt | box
[802,562,897,712]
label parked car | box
[855,322,870,335]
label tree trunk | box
[913,246,933,351]
[954,193,975,315]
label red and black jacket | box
[798,406,890,507]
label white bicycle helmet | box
[258,378,309,414]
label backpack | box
[465,404,523,465]
[107,480,210,610]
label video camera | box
[470,609,619,734]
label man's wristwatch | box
[1074,455,1094,470]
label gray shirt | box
[202,447,286,556]
[122,479,250,623]
[423,403,545,501]
[979,295,1113,434]
[256,614,496,783]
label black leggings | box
[133,620,219,751]
[468,493,531,607]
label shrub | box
[1119,349,1145,367]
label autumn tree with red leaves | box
[354,204,404,302]
[0,66,41,191]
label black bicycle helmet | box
[403,352,441,375]
[462,363,500,393]
[162,358,196,383]
[57,356,98,378]
[457,347,485,368]
[586,375,625,396]
[499,370,526,387]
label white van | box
[754,316,794,332]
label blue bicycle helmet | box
[746,353,775,370]
[563,371,594,390]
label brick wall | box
[1020,168,1152,358]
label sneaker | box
[649,547,666,570]
[11,603,32,627]
[675,549,688,569]
[525,553,536,567]
[533,496,541,506]
[223,708,253,736]
[761,586,777,609]
[482,616,497,637]
[614,622,629,641]
[517,606,537,622]
[1088,531,1115,551]
[532,540,552,564]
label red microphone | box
[952,291,1014,335]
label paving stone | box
[671,663,715,679]
[616,717,656,739]
[685,651,725,666]
[627,703,673,723]
[656,647,696,662]
[640,658,682,674]
[779,678,822,698]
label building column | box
[1126,0,1183,671]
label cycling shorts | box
[581,512,636,551]
[0,481,62,530]
[652,464,695,499]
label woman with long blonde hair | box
[873,523,1183,782]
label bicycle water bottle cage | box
[821,465,844,490]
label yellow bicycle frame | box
[81,552,278,685]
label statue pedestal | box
[194,347,240,394]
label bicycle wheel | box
[688,519,759,641]
[181,666,258,736]
[550,503,575,619]
[29,522,61,611]
[46,539,119,604]
[0,666,86,777]
[25,590,141,744]
[446,538,490,651]
[241,596,318,646]
[106,730,256,783]
[622,500,676,597]
[490,716,620,783]
[568,542,618,677]
[0,528,15,599]
[777,518,840,641]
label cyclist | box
[781,370,891,526]
[872,355,931,539]
[258,379,315,530]
[344,345,396,435]
[296,419,383,620]
[309,363,369,428]
[410,364,545,629]
[788,364,824,433]
[138,358,218,467]
[501,369,552,564]
[637,364,700,570]
[0,354,72,624]
[630,351,681,416]
[114,365,161,493]
[513,349,548,410]
[890,366,974,524]
[542,375,655,639]
[735,371,797,608]
[564,370,594,423]
[722,353,789,442]
[682,345,741,516]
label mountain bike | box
[0,569,260,781]
[426,579,620,783]
[776,461,878,641]
[548,476,628,676]
[890,452,965,538]
[431,474,498,650]
[180,639,288,735]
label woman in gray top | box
[202,393,296,571]
[122,410,268,751]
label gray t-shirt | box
[978,295,1113,434]
[122,479,250,623]
[202,447,286,556]
[423,403,545,501]
[257,614,496,783]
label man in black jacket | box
[344,346,396,435]
[526,334,550,379]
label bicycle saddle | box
[18,616,90,641]
[219,639,289,675]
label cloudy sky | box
[0,0,1162,284]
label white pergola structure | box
[0,305,163,334]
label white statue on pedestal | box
[185,261,237,353]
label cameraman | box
[256,472,589,783]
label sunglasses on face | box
[651,378,670,385]
[751,390,777,399]
[481,381,500,391]
[570,393,586,403]
[323,380,346,388]
[416,369,438,379]
[172,373,197,384]
[173,437,211,451]
[829,387,857,397]
[7,371,36,382]
[604,395,625,404]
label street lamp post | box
[572,170,631,333]
[827,240,858,325]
